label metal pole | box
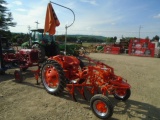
[28,25,32,47]
[50,1,75,28]
[65,25,67,55]
[35,21,40,29]
[50,1,75,55]
[139,25,143,40]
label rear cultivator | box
[15,54,131,119]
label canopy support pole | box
[50,1,75,55]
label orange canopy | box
[44,3,60,35]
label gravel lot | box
[0,53,160,120]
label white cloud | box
[12,1,22,6]
[80,0,98,5]
[154,14,160,18]
[10,5,46,33]
[15,8,26,12]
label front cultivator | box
[38,55,131,119]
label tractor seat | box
[62,56,80,68]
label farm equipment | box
[13,2,131,119]
[14,54,131,119]
[0,36,16,74]
[3,48,39,71]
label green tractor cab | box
[21,29,60,62]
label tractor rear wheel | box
[32,43,45,62]
[113,88,131,101]
[40,60,66,95]
[0,70,5,75]
[90,94,113,119]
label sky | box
[4,0,160,40]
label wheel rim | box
[42,64,59,90]
[115,89,126,98]
[93,100,108,117]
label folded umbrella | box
[44,3,60,35]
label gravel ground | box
[0,53,160,120]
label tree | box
[106,37,116,43]
[151,35,159,41]
[145,36,149,40]
[0,0,16,30]
[113,36,117,41]
[154,35,159,41]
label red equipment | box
[128,38,155,57]
[3,49,39,70]
[15,54,131,119]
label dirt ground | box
[0,53,160,120]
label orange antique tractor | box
[14,54,131,119]
[41,55,131,119]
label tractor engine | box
[18,49,39,64]
[49,55,80,81]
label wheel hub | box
[93,100,108,117]
[115,89,126,97]
[96,101,107,113]
[44,66,59,87]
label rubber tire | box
[32,43,45,63]
[114,89,131,101]
[40,60,66,95]
[20,67,28,72]
[45,42,60,57]
[0,70,5,75]
[14,70,23,83]
[90,94,113,119]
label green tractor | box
[21,29,60,62]
[22,29,83,60]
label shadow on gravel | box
[12,70,44,90]
[58,88,91,106]
[109,97,160,120]
[58,90,160,120]
[0,72,14,83]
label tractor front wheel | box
[90,94,113,119]
[14,70,23,83]
[113,89,131,101]
[40,60,66,95]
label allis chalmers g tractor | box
[14,52,131,119]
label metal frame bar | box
[50,1,75,54]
